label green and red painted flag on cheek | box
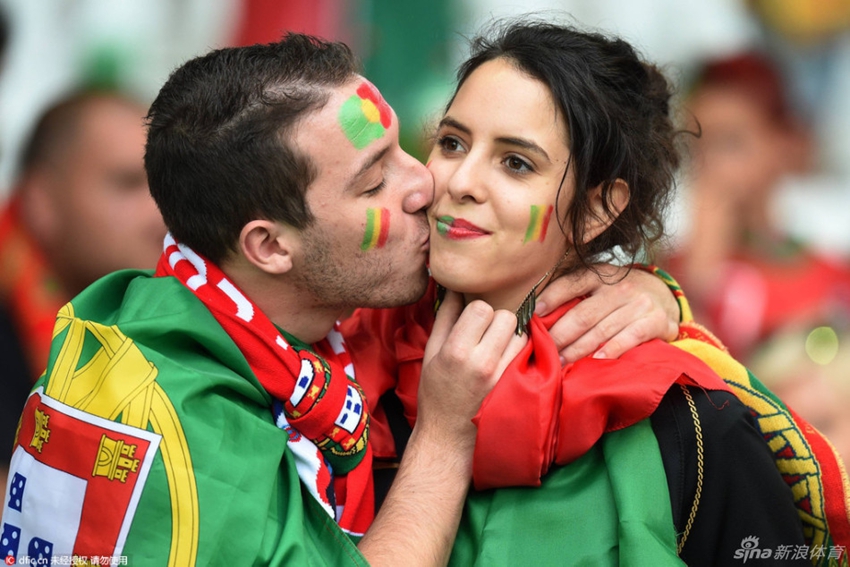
[361,208,390,251]
[340,81,393,150]
[524,205,553,243]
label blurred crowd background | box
[0,0,849,472]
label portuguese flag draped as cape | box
[3,270,368,566]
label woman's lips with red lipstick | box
[435,215,489,240]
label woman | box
[342,20,850,566]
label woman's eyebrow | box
[495,136,551,162]
[438,116,471,136]
[439,116,551,163]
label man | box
[0,90,167,381]
[2,35,677,566]
[0,89,166,490]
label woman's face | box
[426,57,572,311]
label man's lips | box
[435,215,489,240]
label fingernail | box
[534,300,547,315]
[592,350,608,360]
[559,355,567,366]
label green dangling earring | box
[514,249,571,336]
[434,283,447,313]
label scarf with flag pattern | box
[154,233,373,536]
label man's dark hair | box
[145,33,360,263]
[450,19,681,269]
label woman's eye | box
[438,135,462,152]
[505,156,533,173]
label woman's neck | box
[447,249,572,316]
[462,288,530,314]
[460,273,558,315]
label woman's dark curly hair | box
[448,19,681,271]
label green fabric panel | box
[450,420,683,566]
[450,442,618,566]
[603,421,685,566]
[42,270,367,566]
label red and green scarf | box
[155,234,373,536]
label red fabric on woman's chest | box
[342,287,732,490]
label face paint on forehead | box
[524,205,554,243]
[339,80,393,150]
[361,207,390,251]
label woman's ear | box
[583,179,630,243]
[239,220,296,275]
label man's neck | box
[220,259,344,345]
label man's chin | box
[365,271,430,309]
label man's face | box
[46,98,167,294]
[289,77,433,310]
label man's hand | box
[536,265,679,363]
[358,291,519,567]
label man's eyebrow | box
[352,145,390,184]
[438,116,551,163]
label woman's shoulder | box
[651,385,809,566]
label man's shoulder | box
[58,270,257,385]
[72,269,202,323]
[40,268,270,442]
[40,270,264,433]
[5,270,285,564]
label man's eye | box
[365,180,386,195]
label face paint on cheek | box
[524,205,554,243]
[339,81,393,150]
[361,207,391,251]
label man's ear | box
[583,179,630,243]
[239,220,296,275]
